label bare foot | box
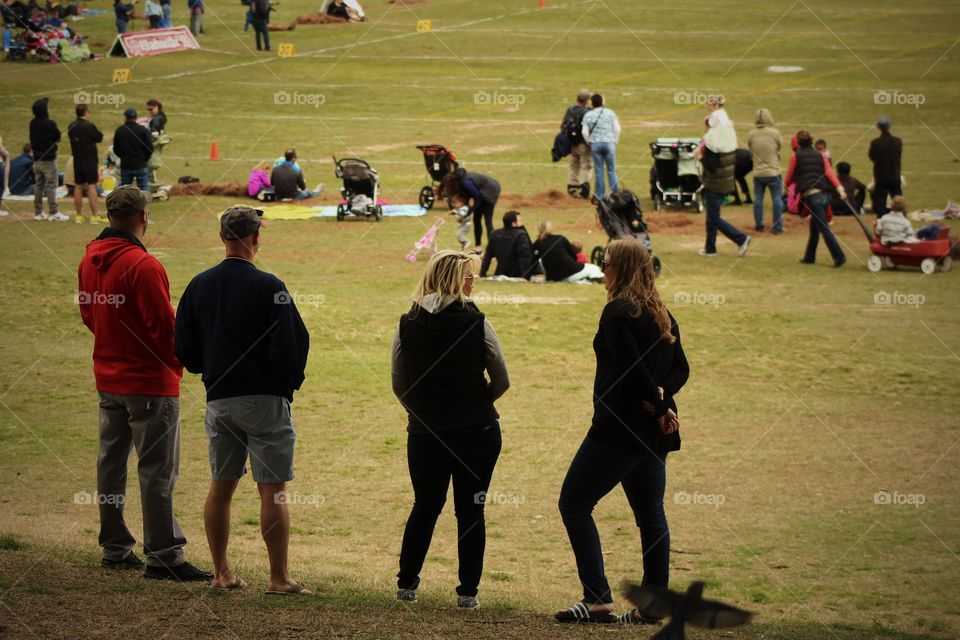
[265,579,312,596]
[211,574,248,591]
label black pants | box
[473,199,496,247]
[871,179,901,216]
[397,423,501,597]
[559,436,669,605]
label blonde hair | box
[604,239,675,343]
[537,219,553,242]
[412,250,480,308]
[254,160,271,172]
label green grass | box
[2,0,960,638]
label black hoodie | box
[29,98,61,162]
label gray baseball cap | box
[220,205,266,240]
[876,115,892,129]
[105,184,148,218]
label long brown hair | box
[605,239,675,343]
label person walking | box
[250,0,271,51]
[562,89,592,199]
[581,94,621,200]
[441,168,501,249]
[392,250,509,609]
[868,115,902,216]
[113,108,153,191]
[746,108,784,233]
[696,99,750,257]
[785,130,847,267]
[77,185,211,582]
[555,239,688,625]
[29,97,68,221]
[68,103,104,224]
[175,206,312,595]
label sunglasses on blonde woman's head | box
[600,258,609,271]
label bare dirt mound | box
[502,190,585,210]
[169,182,249,198]
[295,12,347,25]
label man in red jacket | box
[78,185,210,582]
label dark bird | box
[622,580,754,640]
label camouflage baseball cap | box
[220,205,266,240]
[105,185,148,219]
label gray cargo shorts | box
[204,395,296,484]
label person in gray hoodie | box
[746,108,783,233]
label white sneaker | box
[0,210,9,217]
[698,248,718,257]
[49,212,71,222]
[738,236,752,257]
[34,213,49,221]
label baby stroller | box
[650,138,703,213]
[590,188,661,277]
[416,144,458,210]
[334,156,382,222]
[405,217,444,262]
[147,132,172,201]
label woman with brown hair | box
[555,239,689,625]
[391,250,510,610]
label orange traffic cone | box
[538,0,544,8]
[209,140,220,161]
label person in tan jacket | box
[747,109,784,233]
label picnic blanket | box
[5,187,69,200]
[261,203,426,220]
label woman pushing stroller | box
[442,168,501,249]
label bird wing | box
[685,598,754,629]
[622,581,684,620]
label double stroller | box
[649,137,703,213]
[416,144,458,209]
[334,157,382,222]
[590,189,661,277]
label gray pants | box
[97,392,186,568]
[568,142,592,187]
[190,11,202,36]
[33,159,58,215]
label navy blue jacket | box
[8,152,35,195]
[174,258,310,402]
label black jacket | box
[67,118,104,168]
[251,0,271,20]
[480,226,534,279]
[29,98,60,162]
[869,131,902,184]
[589,300,688,453]
[113,121,153,171]
[148,111,167,134]
[271,164,305,200]
[532,234,581,281]
[397,301,496,434]
[174,258,310,402]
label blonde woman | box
[555,239,688,625]
[391,250,510,609]
[533,220,603,282]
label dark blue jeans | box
[803,191,845,264]
[559,436,669,605]
[398,424,502,597]
[252,18,269,50]
[121,168,148,191]
[703,188,746,254]
[753,176,783,231]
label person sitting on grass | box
[877,196,919,245]
[175,206,312,595]
[78,185,212,583]
[270,149,322,201]
[479,210,534,279]
[533,220,603,283]
[832,162,866,215]
[8,143,35,196]
[247,160,272,199]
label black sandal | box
[554,601,618,624]
[618,608,662,625]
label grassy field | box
[2,1,960,639]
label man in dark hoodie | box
[174,206,311,594]
[77,185,211,582]
[479,210,534,279]
[868,115,903,216]
[29,97,67,221]
[113,108,153,191]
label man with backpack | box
[250,0,272,51]
[561,89,592,199]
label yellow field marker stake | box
[112,69,132,83]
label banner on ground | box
[109,27,199,57]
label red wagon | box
[867,225,953,274]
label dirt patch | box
[502,189,585,210]
[294,12,347,25]
[267,22,296,31]
[169,182,249,198]
[389,0,426,4]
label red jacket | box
[78,228,182,396]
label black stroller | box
[649,137,703,213]
[590,189,661,277]
[416,144,459,210]
[334,157,382,222]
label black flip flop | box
[554,601,618,624]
